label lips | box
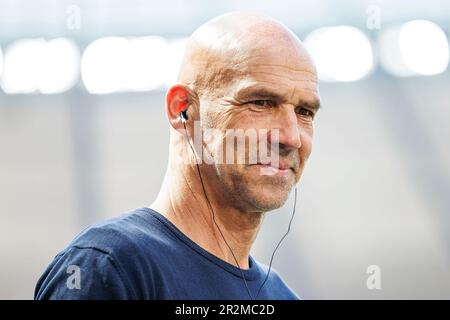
[254,160,295,177]
[257,161,292,171]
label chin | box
[244,185,291,211]
[221,165,296,211]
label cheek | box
[203,100,245,129]
[298,123,314,158]
[300,129,314,161]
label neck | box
[150,153,265,269]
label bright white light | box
[164,38,188,87]
[378,27,415,77]
[399,20,449,76]
[1,38,79,94]
[304,26,374,82]
[2,39,43,93]
[81,37,128,94]
[128,37,169,91]
[81,36,169,94]
[40,39,80,94]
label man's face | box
[199,43,320,212]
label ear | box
[166,84,194,130]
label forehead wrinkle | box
[190,34,259,98]
[248,63,317,76]
[248,71,318,85]
[191,49,246,97]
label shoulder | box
[34,245,132,299]
[35,208,167,299]
[65,207,167,259]
[253,259,301,300]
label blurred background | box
[1,0,450,299]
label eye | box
[249,100,275,108]
[296,107,315,119]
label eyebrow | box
[235,85,322,111]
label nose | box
[269,105,302,150]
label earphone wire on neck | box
[181,114,297,300]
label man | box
[35,11,321,300]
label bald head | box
[177,12,316,98]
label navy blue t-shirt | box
[35,208,299,300]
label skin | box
[150,12,321,269]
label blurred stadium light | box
[399,20,449,76]
[379,20,449,77]
[0,21,449,94]
[304,26,374,82]
[1,38,79,94]
[81,37,131,94]
[81,36,172,94]
[164,38,189,87]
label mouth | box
[254,161,294,177]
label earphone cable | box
[255,185,297,299]
[182,118,297,300]
[182,120,254,300]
